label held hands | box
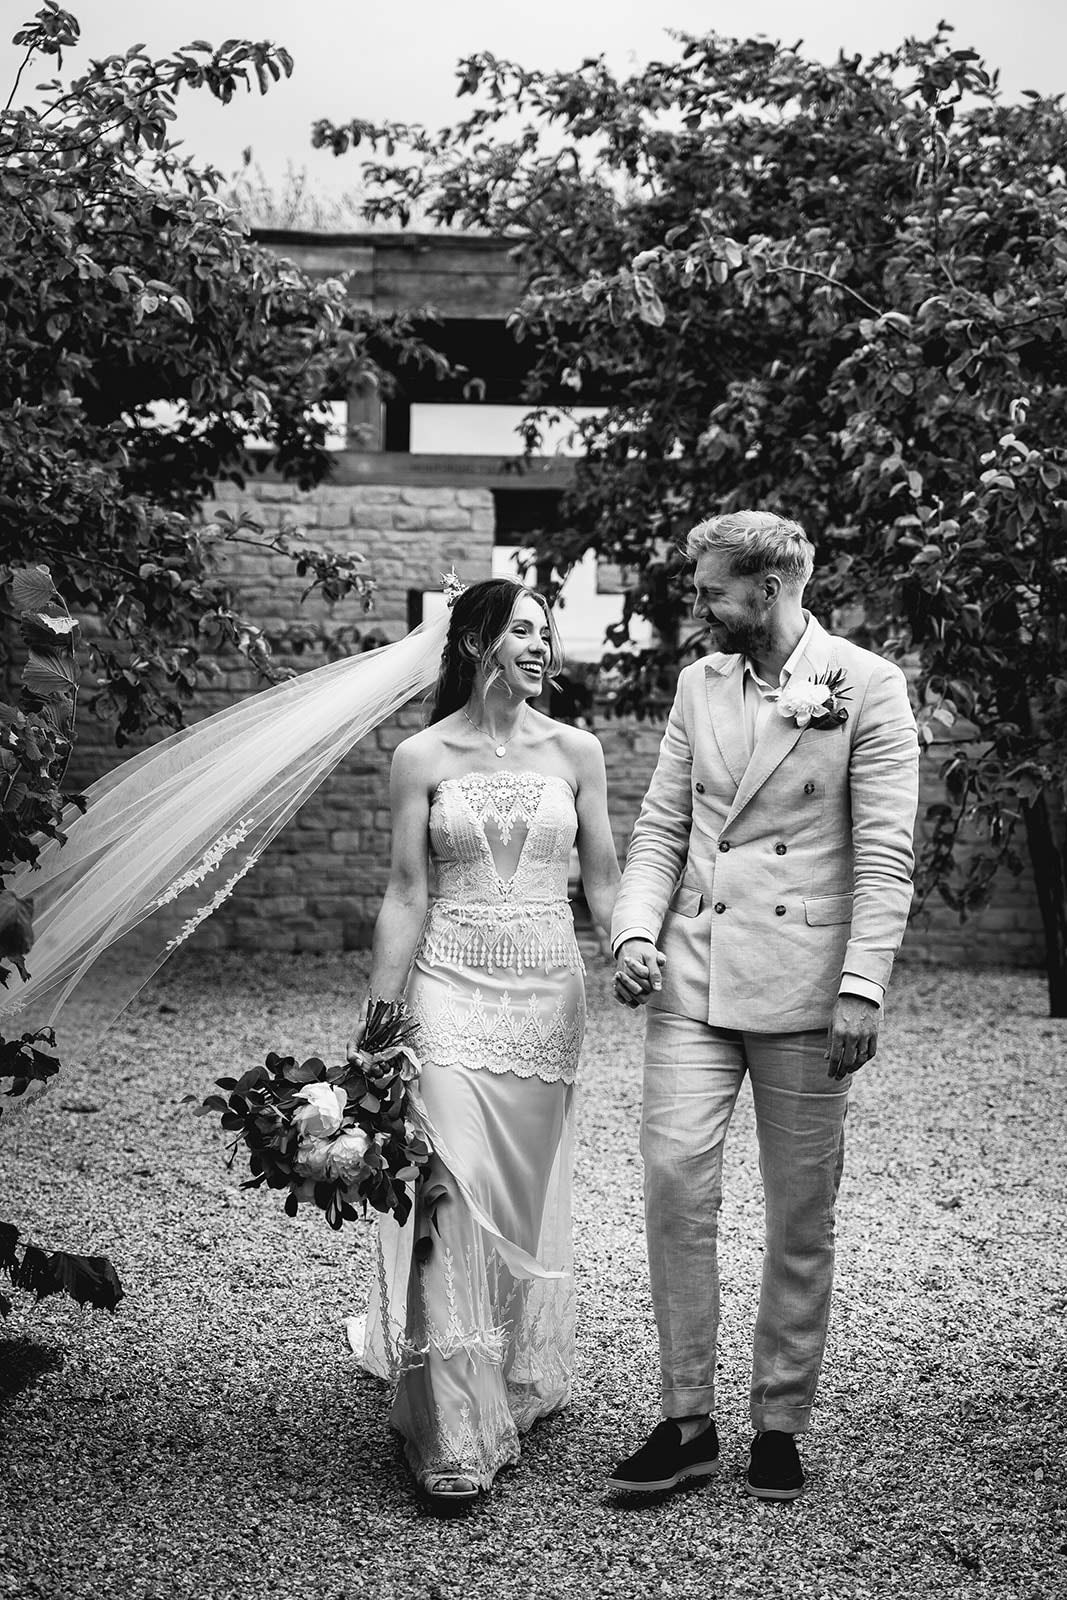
[826,993,881,1079]
[613,938,666,1009]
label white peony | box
[295,1136,333,1179]
[776,679,833,728]
[325,1126,370,1184]
[291,1082,346,1140]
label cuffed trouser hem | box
[661,1385,716,1419]
[751,1402,812,1434]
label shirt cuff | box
[839,972,885,1006]
[612,926,656,958]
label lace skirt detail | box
[359,1061,576,1489]
[410,897,585,1086]
[420,897,580,976]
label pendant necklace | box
[464,707,526,759]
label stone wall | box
[62,475,1046,969]
[64,479,494,953]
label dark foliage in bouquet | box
[193,998,431,1230]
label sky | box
[4,0,1066,199]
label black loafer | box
[607,1418,720,1493]
[745,1430,805,1501]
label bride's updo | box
[428,578,563,724]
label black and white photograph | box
[1,1,1065,1596]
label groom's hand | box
[613,938,665,1008]
[826,993,881,1078]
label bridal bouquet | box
[192,997,431,1229]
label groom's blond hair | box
[686,511,815,592]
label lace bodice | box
[410,770,585,1087]
[428,769,577,908]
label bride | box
[4,569,618,1510]
[356,577,619,1505]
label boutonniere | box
[775,667,851,730]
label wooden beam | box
[253,230,524,320]
[303,453,574,490]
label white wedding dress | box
[357,769,585,1488]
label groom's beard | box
[705,609,772,659]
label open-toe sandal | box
[420,1468,480,1502]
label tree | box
[1,5,447,740]
[0,560,124,1315]
[316,26,1067,1014]
[0,5,446,1312]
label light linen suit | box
[612,615,919,1431]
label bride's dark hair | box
[428,579,563,724]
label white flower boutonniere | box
[776,667,852,730]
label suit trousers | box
[642,1008,850,1433]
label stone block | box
[392,508,433,532]
[311,505,354,529]
[293,928,339,953]
[244,926,298,952]
[264,895,308,917]
[399,487,460,507]
[355,486,403,506]
[329,830,364,852]
[426,508,472,531]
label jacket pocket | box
[804,893,854,927]
[668,882,703,918]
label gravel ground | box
[2,954,1065,1600]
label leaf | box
[282,1057,325,1084]
[24,610,77,640]
[46,1251,124,1311]
[9,567,56,614]
[0,1223,20,1274]
[0,891,34,961]
[22,651,78,699]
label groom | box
[607,510,919,1501]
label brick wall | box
[60,476,1045,969]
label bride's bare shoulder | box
[391,717,462,785]
[540,715,602,764]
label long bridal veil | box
[3,611,450,1042]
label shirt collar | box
[745,611,816,691]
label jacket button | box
[719,840,730,852]
[804,782,815,795]
[775,843,787,856]
[714,902,726,914]
[695,781,705,794]
[775,905,787,916]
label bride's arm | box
[366,739,431,1003]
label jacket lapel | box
[724,618,838,828]
[704,657,748,790]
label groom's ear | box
[762,572,784,603]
